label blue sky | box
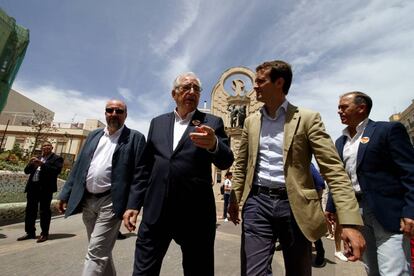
[1,0,413,138]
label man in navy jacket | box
[123,72,234,276]
[58,99,146,275]
[327,91,414,275]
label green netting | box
[0,8,30,112]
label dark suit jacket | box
[24,153,63,194]
[311,163,325,192]
[59,126,146,219]
[327,120,414,232]
[127,109,234,225]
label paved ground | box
[0,199,366,276]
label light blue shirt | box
[253,100,288,188]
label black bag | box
[220,184,224,195]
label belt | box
[85,189,111,198]
[251,185,287,199]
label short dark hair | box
[256,60,292,95]
[341,91,373,115]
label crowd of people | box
[15,59,414,276]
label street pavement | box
[0,199,366,276]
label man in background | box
[222,171,233,222]
[17,141,63,243]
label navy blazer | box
[127,109,234,225]
[59,126,146,219]
[327,120,414,232]
[24,153,63,194]
[311,163,325,192]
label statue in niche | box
[232,79,245,96]
[228,104,238,128]
[237,105,246,128]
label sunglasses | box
[105,108,125,114]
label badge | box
[192,120,201,126]
[360,137,370,144]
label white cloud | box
[13,82,106,123]
[149,0,200,56]
[117,87,133,101]
[246,0,414,138]
[12,81,151,135]
[4,0,414,142]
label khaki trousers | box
[82,194,121,276]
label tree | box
[27,110,56,156]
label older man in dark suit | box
[58,99,146,276]
[327,91,414,275]
[17,141,63,243]
[123,72,234,276]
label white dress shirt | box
[86,126,124,194]
[342,118,369,193]
[173,109,195,150]
[32,155,50,182]
[253,100,288,188]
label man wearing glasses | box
[123,72,234,276]
[58,99,146,276]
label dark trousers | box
[25,189,53,236]
[223,193,230,218]
[241,192,312,276]
[314,238,324,255]
[133,203,216,276]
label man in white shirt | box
[123,72,234,276]
[58,99,146,276]
[327,91,414,275]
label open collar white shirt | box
[173,109,195,151]
[253,100,288,188]
[86,126,124,194]
[342,118,369,193]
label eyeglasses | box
[178,84,202,93]
[105,108,125,114]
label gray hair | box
[172,72,202,89]
[340,91,372,115]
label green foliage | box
[11,144,25,159]
[0,159,24,171]
[59,168,70,180]
[0,146,26,171]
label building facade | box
[0,89,104,169]
[389,99,414,145]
